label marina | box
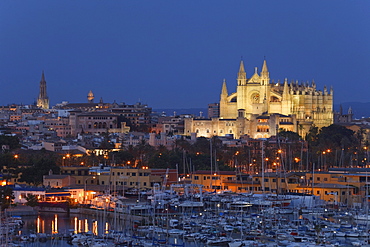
[2,191,370,247]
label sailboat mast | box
[210,138,213,190]
[262,141,265,193]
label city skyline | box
[1,1,369,109]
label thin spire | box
[261,59,269,78]
[237,59,247,83]
[41,70,45,82]
[221,79,228,96]
[37,70,49,109]
[239,60,246,74]
[283,78,289,98]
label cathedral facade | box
[184,60,333,139]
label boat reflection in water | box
[16,211,123,246]
[17,212,190,247]
[25,211,122,235]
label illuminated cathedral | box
[184,59,333,139]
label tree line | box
[0,124,367,186]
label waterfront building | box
[59,166,163,195]
[191,170,238,191]
[297,183,355,207]
[185,59,334,139]
[99,167,162,193]
[12,185,45,204]
[43,170,75,188]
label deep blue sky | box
[1,1,369,109]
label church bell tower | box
[37,71,49,109]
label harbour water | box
[4,199,370,247]
[7,211,198,247]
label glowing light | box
[93,221,98,235]
[85,219,89,233]
[74,217,78,234]
[37,217,41,233]
[52,214,58,234]
[105,222,109,234]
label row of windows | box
[316,190,349,195]
[87,117,113,120]
[90,123,113,129]
[261,178,286,183]
[57,132,71,135]
[68,171,89,175]
[194,176,221,180]
[108,181,147,186]
[112,172,150,176]
[48,123,68,126]
[280,118,291,122]
[196,129,233,134]
[311,177,328,182]
[257,127,269,132]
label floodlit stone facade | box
[185,59,333,139]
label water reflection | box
[23,212,115,237]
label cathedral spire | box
[221,79,228,96]
[41,70,45,82]
[260,59,270,86]
[237,60,247,85]
[37,71,49,109]
[261,59,269,78]
[283,78,289,98]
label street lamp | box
[84,176,96,205]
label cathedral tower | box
[37,71,49,109]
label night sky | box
[1,1,369,109]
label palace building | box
[184,59,333,139]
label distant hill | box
[155,102,370,119]
[153,108,207,117]
[334,102,370,119]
